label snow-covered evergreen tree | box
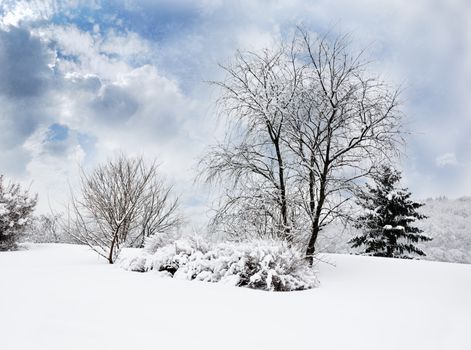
[0,175,37,250]
[349,166,431,258]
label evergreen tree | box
[349,166,431,258]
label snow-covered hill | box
[1,244,469,350]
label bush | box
[121,237,317,291]
[0,175,37,250]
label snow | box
[383,224,405,231]
[0,203,9,216]
[17,218,27,225]
[1,244,470,350]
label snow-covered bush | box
[0,175,37,250]
[122,237,317,291]
[143,230,185,254]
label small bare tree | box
[66,155,181,263]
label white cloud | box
[435,153,458,167]
[0,0,50,28]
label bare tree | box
[65,155,181,263]
[202,27,404,264]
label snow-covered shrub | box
[0,175,37,250]
[121,237,317,291]
[143,230,186,254]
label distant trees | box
[0,175,37,250]
[349,166,431,258]
[66,155,181,264]
[24,213,73,244]
[35,213,61,243]
[201,27,404,264]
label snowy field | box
[1,244,470,350]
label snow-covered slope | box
[0,244,470,350]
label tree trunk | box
[305,153,329,265]
[108,234,117,264]
[305,116,332,264]
[273,134,291,242]
[305,182,326,265]
[386,231,396,257]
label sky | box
[0,0,470,224]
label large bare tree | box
[202,27,404,263]
[66,155,181,263]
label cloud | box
[435,153,459,167]
[0,26,53,98]
[91,84,139,122]
[0,20,207,214]
[0,25,56,175]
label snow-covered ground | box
[1,244,470,350]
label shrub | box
[122,237,317,291]
[0,175,37,250]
